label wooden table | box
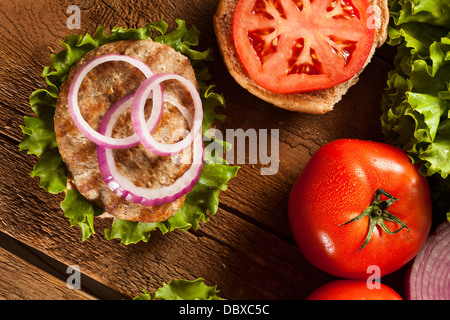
[0,0,404,300]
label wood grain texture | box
[0,245,96,300]
[0,0,403,300]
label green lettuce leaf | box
[60,189,103,241]
[104,218,157,245]
[105,163,239,245]
[30,148,67,194]
[382,0,450,221]
[133,278,223,300]
[389,0,450,28]
[20,19,239,242]
[19,114,57,158]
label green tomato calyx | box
[339,188,411,252]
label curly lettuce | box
[381,0,450,221]
[389,0,450,27]
[19,19,239,243]
[133,278,223,300]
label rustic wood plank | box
[0,245,96,300]
[0,231,130,300]
[0,0,69,115]
[0,0,405,300]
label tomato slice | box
[232,0,375,94]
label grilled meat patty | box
[54,40,198,223]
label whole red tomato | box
[307,280,403,300]
[288,139,432,279]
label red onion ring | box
[131,72,203,156]
[68,54,163,149]
[96,88,204,206]
[68,53,204,207]
[406,221,450,300]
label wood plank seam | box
[0,231,128,300]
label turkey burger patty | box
[54,40,198,223]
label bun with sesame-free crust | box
[213,0,389,114]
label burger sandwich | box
[20,20,239,245]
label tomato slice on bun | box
[232,0,375,93]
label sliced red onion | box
[96,87,204,207]
[96,94,137,148]
[68,53,204,207]
[96,92,163,147]
[163,94,193,126]
[131,72,203,156]
[98,129,203,206]
[68,54,163,149]
[406,221,450,300]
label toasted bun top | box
[213,0,389,114]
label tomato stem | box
[339,188,411,252]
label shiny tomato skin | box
[232,0,375,93]
[288,139,432,279]
[307,280,403,300]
